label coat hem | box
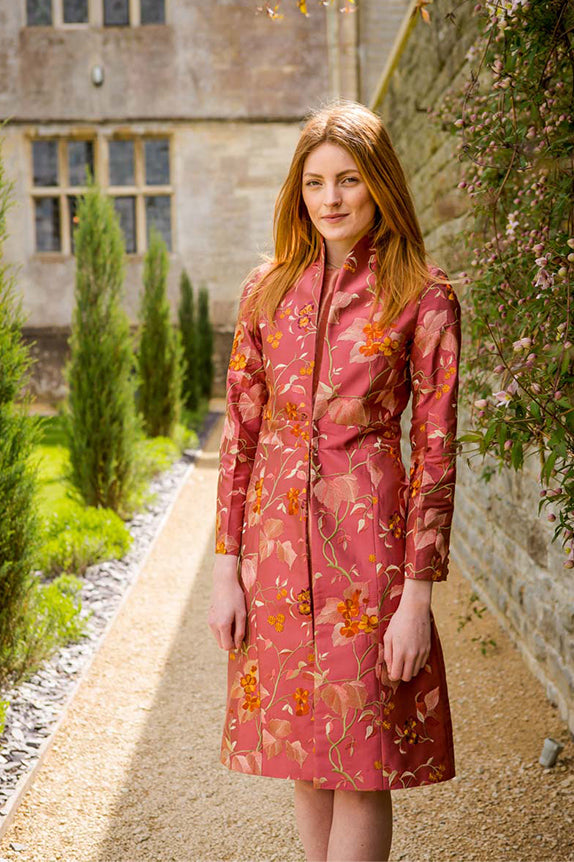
[220,752,456,791]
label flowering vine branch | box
[435,0,574,567]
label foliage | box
[137,227,185,438]
[61,178,142,518]
[457,590,498,655]
[2,573,89,687]
[196,285,214,400]
[178,269,200,413]
[0,131,44,691]
[436,0,574,566]
[0,698,8,736]
[35,503,132,577]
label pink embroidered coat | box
[214,228,461,791]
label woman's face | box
[301,142,376,263]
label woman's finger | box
[234,612,246,650]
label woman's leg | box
[326,788,393,862]
[293,779,335,861]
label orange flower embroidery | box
[287,487,301,515]
[434,382,451,399]
[429,762,447,782]
[359,323,400,358]
[240,665,260,711]
[229,353,246,371]
[358,613,378,633]
[294,687,310,715]
[297,303,314,329]
[252,477,264,514]
[242,692,261,712]
[403,715,419,744]
[240,667,258,694]
[266,330,282,349]
[389,511,403,538]
[268,613,285,632]
[297,588,312,615]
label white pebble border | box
[0,411,220,841]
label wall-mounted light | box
[91,65,104,86]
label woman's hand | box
[380,579,432,683]
[208,554,247,651]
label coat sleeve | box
[403,274,462,582]
[214,268,268,556]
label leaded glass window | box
[104,0,129,26]
[27,0,52,26]
[144,138,170,186]
[109,140,135,186]
[33,141,59,186]
[35,198,61,251]
[141,0,165,25]
[63,0,88,23]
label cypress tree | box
[197,285,214,400]
[0,136,43,687]
[62,178,141,516]
[178,269,200,413]
[137,227,184,438]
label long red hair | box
[242,98,459,331]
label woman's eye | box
[305,180,320,187]
[343,176,359,184]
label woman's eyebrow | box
[303,169,360,178]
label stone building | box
[0,0,410,400]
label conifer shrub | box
[178,269,200,413]
[0,135,45,690]
[136,227,184,438]
[196,284,214,400]
[61,178,142,518]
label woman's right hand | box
[208,554,247,651]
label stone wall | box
[0,1,329,401]
[380,1,574,734]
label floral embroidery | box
[216,239,460,789]
[297,303,314,330]
[297,588,312,616]
[229,352,247,371]
[268,613,285,632]
[294,687,310,715]
[359,323,401,358]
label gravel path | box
[0,413,572,862]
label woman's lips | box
[322,214,349,221]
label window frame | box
[29,131,174,259]
[106,134,174,253]
[24,0,169,28]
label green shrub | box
[0,698,8,736]
[196,285,214,400]
[35,503,132,577]
[178,269,200,413]
[137,227,185,439]
[1,573,88,687]
[0,132,44,692]
[62,178,142,518]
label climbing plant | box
[436,0,573,567]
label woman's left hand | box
[380,579,432,683]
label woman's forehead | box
[303,142,359,174]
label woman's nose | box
[325,185,342,206]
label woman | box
[208,99,462,862]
